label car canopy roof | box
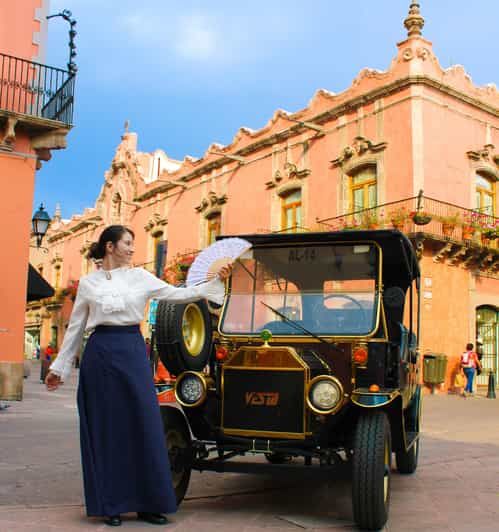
[218,230,420,292]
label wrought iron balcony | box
[0,52,75,126]
[316,193,499,271]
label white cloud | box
[173,14,219,61]
[120,10,222,63]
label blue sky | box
[35,0,499,219]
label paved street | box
[1,361,498,531]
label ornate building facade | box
[27,3,499,391]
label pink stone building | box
[27,3,499,391]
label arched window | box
[207,213,221,246]
[475,172,495,215]
[281,189,302,233]
[349,165,377,211]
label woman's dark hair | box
[466,343,474,351]
[87,225,135,260]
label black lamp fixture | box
[32,204,51,248]
[46,9,78,76]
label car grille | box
[222,368,305,437]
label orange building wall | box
[0,1,46,61]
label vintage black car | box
[155,229,421,531]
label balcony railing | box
[316,193,499,249]
[0,52,75,126]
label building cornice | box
[133,75,498,201]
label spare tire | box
[155,299,213,376]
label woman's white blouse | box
[49,267,225,382]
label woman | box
[45,225,231,526]
[460,342,482,397]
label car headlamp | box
[175,371,211,408]
[306,376,343,414]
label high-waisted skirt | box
[77,324,177,517]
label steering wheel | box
[313,294,368,331]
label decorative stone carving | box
[144,212,168,233]
[331,136,388,167]
[466,144,497,164]
[1,116,18,145]
[50,254,63,266]
[404,2,425,38]
[195,192,228,213]
[266,163,310,190]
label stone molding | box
[266,162,311,191]
[144,212,168,234]
[195,191,228,214]
[466,144,498,180]
[331,136,388,168]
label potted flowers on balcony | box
[388,206,410,230]
[462,212,488,242]
[163,251,197,285]
[410,209,432,226]
[360,210,383,229]
[438,212,461,238]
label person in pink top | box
[460,343,482,396]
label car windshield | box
[220,243,379,336]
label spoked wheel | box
[352,411,391,531]
[161,406,192,505]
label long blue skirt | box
[77,325,177,517]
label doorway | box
[476,306,498,387]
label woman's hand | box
[45,371,62,391]
[217,262,233,281]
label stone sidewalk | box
[1,362,498,531]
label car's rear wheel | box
[352,411,391,531]
[160,406,192,505]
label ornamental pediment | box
[144,213,168,233]
[195,191,228,213]
[265,162,311,189]
[331,136,388,168]
[467,144,497,164]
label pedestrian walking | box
[460,342,482,397]
[45,225,232,527]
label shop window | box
[349,166,377,211]
[475,172,495,215]
[207,214,221,246]
[281,189,302,233]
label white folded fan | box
[185,237,252,287]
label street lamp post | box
[46,9,77,76]
[31,204,51,248]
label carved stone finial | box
[124,120,130,134]
[53,203,61,222]
[404,2,425,38]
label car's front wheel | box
[352,411,391,531]
[160,406,192,504]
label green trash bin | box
[435,353,448,383]
[423,354,438,384]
